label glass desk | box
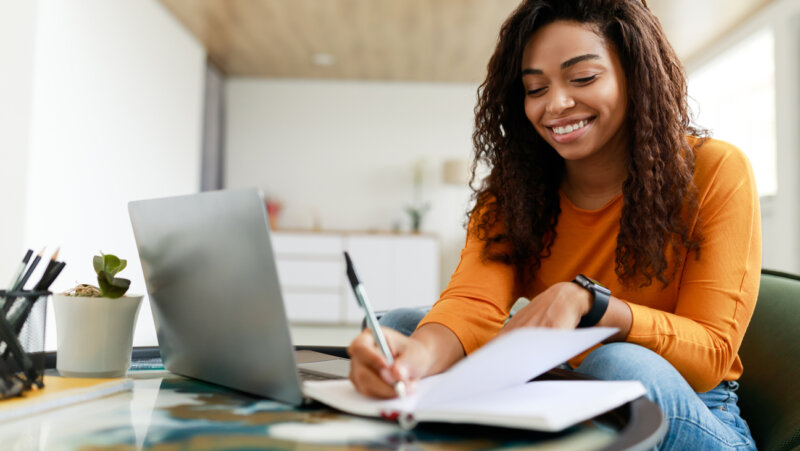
[0,348,666,450]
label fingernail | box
[396,365,409,380]
[380,368,394,383]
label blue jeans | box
[378,308,757,450]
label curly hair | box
[470,0,704,288]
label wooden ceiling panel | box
[160,0,520,82]
[160,0,772,82]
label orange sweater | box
[419,138,761,392]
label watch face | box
[574,274,610,295]
[588,277,607,289]
[574,274,593,290]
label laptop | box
[128,188,350,406]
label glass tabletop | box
[0,348,664,450]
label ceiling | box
[160,0,772,83]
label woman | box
[348,0,760,448]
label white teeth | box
[552,120,588,135]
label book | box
[0,375,133,422]
[303,327,647,432]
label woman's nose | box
[546,88,576,115]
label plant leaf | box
[93,255,104,274]
[102,254,124,277]
[97,271,130,299]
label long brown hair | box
[470,0,704,288]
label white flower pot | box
[52,294,143,378]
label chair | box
[737,269,800,451]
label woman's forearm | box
[410,323,466,377]
[598,296,632,342]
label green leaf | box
[93,255,104,274]
[102,254,126,277]
[97,270,131,299]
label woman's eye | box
[573,75,597,84]
[526,87,546,96]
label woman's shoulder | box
[688,135,755,187]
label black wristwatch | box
[572,274,611,328]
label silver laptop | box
[128,188,350,405]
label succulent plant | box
[92,253,131,299]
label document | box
[0,376,132,422]
[303,328,647,432]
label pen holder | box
[0,289,49,399]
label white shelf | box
[272,231,440,325]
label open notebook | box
[304,328,647,432]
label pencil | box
[14,247,44,292]
[5,249,33,291]
[38,261,65,292]
[1,249,33,312]
[3,248,44,315]
[34,248,60,291]
[12,261,65,334]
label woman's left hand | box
[501,281,592,332]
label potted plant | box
[52,253,143,378]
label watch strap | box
[572,274,611,328]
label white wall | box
[19,0,206,350]
[686,0,800,273]
[226,79,476,293]
[0,0,39,282]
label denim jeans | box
[377,308,757,450]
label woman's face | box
[521,20,628,162]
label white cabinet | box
[271,231,440,324]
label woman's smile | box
[545,117,595,143]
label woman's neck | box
[561,142,627,210]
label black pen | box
[344,252,406,398]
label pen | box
[344,251,407,398]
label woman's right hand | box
[347,327,433,399]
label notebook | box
[0,376,132,422]
[128,188,348,406]
[303,328,647,432]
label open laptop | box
[128,188,350,406]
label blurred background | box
[1,0,796,349]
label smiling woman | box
[346,1,761,450]
[521,21,629,201]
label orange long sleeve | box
[419,138,761,392]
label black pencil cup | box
[0,289,49,399]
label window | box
[688,27,777,197]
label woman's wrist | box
[411,323,466,377]
[560,280,593,317]
[596,297,633,342]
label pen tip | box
[38,247,46,256]
[51,247,60,260]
